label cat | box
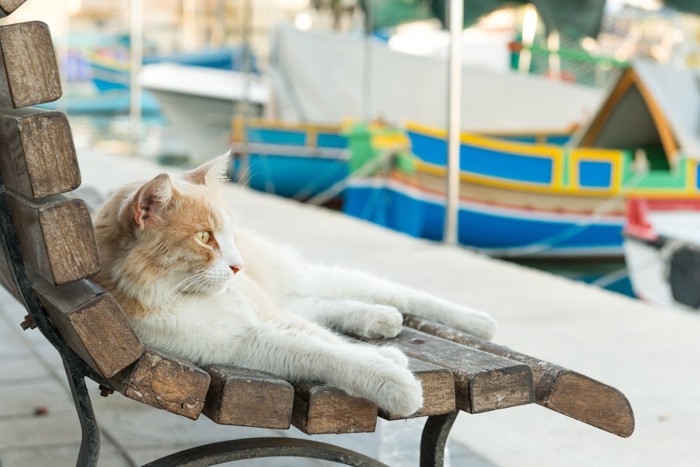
[92,156,497,417]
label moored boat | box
[343,59,700,259]
[344,124,632,258]
[140,63,270,164]
[228,119,414,203]
[230,118,349,201]
[88,45,252,93]
[623,198,700,310]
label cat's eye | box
[196,231,210,243]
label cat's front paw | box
[374,365,423,417]
[361,305,403,338]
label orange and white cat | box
[92,157,497,417]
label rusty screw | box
[99,385,114,397]
[20,314,36,330]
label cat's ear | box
[180,154,229,185]
[133,173,175,228]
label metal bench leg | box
[63,359,101,467]
[420,411,459,467]
[143,437,388,466]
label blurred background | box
[2,0,700,312]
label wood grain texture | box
[33,277,143,379]
[0,21,61,107]
[404,315,635,437]
[0,108,79,198]
[548,372,635,438]
[380,358,455,420]
[0,0,26,17]
[203,365,294,429]
[113,348,211,420]
[292,382,377,435]
[7,192,100,285]
[375,328,533,413]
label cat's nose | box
[230,264,243,275]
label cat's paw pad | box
[362,305,403,338]
[374,367,423,417]
[374,346,409,368]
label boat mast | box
[238,0,253,174]
[444,0,463,245]
[130,0,143,153]
[362,0,373,121]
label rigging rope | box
[305,150,394,206]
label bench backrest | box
[0,17,296,426]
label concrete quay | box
[1,149,699,466]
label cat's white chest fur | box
[131,277,263,360]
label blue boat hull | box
[233,154,348,200]
[230,122,350,200]
[344,178,624,258]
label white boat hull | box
[624,199,700,311]
[140,64,268,163]
[146,89,263,163]
[623,237,674,307]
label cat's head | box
[100,156,243,305]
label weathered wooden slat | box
[203,365,294,429]
[0,108,80,198]
[32,277,143,379]
[0,237,20,299]
[6,192,100,285]
[0,21,61,107]
[291,382,377,435]
[374,328,533,414]
[404,315,635,437]
[111,348,211,421]
[291,356,456,433]
[0,1,26,17]
[380,358,455,420]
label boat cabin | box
[577,59,700,172]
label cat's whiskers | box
[229,157,268,195]
[158,272,212,311]
[165,269,230,309]
[188,280,214,302]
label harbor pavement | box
[1,149,699,466]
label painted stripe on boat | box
[349,176,624,225]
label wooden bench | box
[0,3,634,466]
